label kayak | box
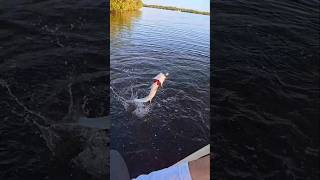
[173,144,210,166]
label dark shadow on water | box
[0,0,109,179]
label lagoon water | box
[0,1,108,180]
[110,7,210,177]
[212,1,319,179]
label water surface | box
[110,7,210,177]
[212,0,319,179]
[0,1,108,179]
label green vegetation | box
[143,4,210,15]
[110,0,143,11]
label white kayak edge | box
[173,144,210,166]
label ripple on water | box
[111,7,210,177]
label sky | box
[143,0,210,12]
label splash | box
[1,78,108,177]
[132,101,151,118]
[110,86,152,118]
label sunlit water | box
[110,7,210,177]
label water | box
[2,1,317,179]
[212,0,319,179]
[110,8,210,177]
[0,1,108,180]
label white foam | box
[111,86,151,118]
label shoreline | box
[143,4,210,16]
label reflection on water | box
[111,7,210,177]
[110,11,142,39]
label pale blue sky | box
[143,0,210,12]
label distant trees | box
[143,4,210,15]
[110,0,143,11]
[109,0,209,15]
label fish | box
[133,73,168,103]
